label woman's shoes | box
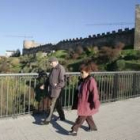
[88,123,98,131]
[68,130,77,136]
[68,126,97,136]
[88,126,97,131]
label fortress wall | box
[23,28,134,55]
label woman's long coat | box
[77,76,100,116]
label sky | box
[0,0,140,55]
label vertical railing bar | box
[124,74,126,99]
[120,74,123,100]
[118,74,120,100]
[128,74,130,98]
[98,75,102,102]
[11,78,14,117]
[108,74,111,100]
[28,77,31,114]
[129,74,131,97]
[33,77,37,110]
[71,76,75,109]
[104,75,107,102]
[119,74,121,100]
[122,73,124,99]
[15,77,18,115]
[24,78,26,114]
[6,76,9,117]
[102,75,105,102]
[127,74,129,98]
[19,76,22,114]
[106,75,108,101]
[63,76,67,109]
[107,74,110,102]
[0,78,3,117]
[17,76,20,115]
[100,75,103,102]
[64,85,67,108]
[98,75,101,102]
[68,76,71,108]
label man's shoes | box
[60,117,65,121]
[68,130,77,136]
[54,117,65,121]
[41,120,50,125]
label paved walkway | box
[0,97,140,140]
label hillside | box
[0,45,140,73]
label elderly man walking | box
[41,57,66,125]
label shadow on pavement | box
[32,113,89,135]
[32,112,47,125]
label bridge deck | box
[0,97,140,140]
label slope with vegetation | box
[0,43,140,73]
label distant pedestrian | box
[41,57,65,125]
[35,70,49,112]
[69,63,100,136]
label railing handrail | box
[0,71,140,76]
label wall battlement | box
[60,28,134,43]
[23,28,134,55]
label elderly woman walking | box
[69,63,100,136]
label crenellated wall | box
[23,28,134,55]
[57,28,134,50]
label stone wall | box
[57,28,134,50]
[23,28,134,55]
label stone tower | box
[23,40,41,49]
[23,40,35,49]
[134,5,140,50]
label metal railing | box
[0,71,140,118]
[0,73,37,118]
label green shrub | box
[125,61,140,70]
[116,60,126,71]
[121,50,138,60]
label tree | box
[11,49,21,57]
